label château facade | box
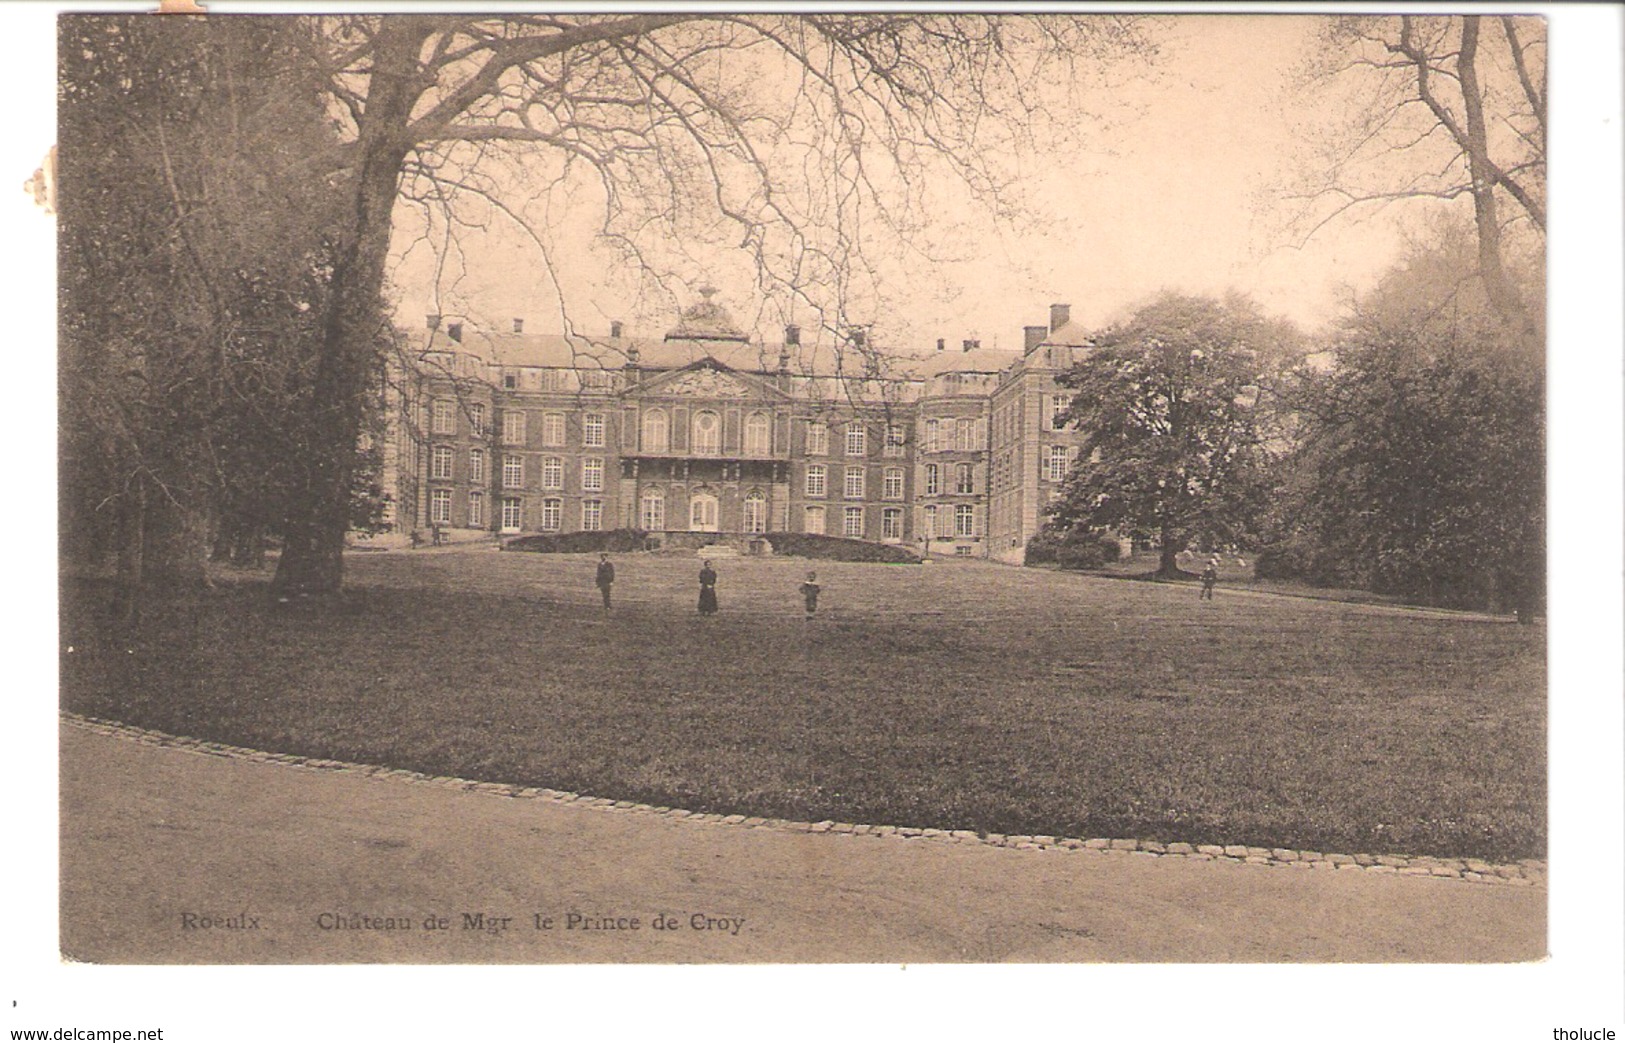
[385,292,1095,563]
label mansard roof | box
[1040,319,1094,348]
[907,346,1023,377]
[411,327,927,382]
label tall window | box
[542,412,566,447]
[955,503,975,536]
[468,491,484,528]
[641,489,665,531]
[642,408,669,452]
[804,505,825,535]
[955,418,975,451]
[469,448,485,483]
[500,497,522,532]
[1048,445,1071,482]
[744,412,771,455]
[469,402,486,437]
[581,500,603,531]
[956,462,974,494]
[743,491,766,534]
[843,506,864,537]
[431,399,455,435]
[541,498,562,531]
[923,505,938,539]
[583,413,605,448]
[883,467,904,500]
[924,463,940,496]
[692,411,720,455]
[805,464,826,497]
[582,458,604,492]
[882,507,903,540]
[503,455,524,489]
[844,467,865,499]
[1051,394,1073,431]
[430,488,451,524]
[806,421,828,456]
[924,418,940,453]
[430,446,453,480]
[845,424,867,457]
[884,425,906,457]
[541,456,563,490]
[502,410,526,445]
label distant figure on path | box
[698,560,719,615]
[596,553,615,613]
[800,571,821,618]
[1200,557,1219,600]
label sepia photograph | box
[8,0,1623,1038]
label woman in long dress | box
[698,560,719,615]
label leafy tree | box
[1045,293,1299,578]
[1275,222,1543,616]
[265,14,1156,596]
[59,15,361,610]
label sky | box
[388,15,1431,352]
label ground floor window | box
[743,492,767,533]
[881,507,903,540]
[468,491,484,528]
[541,497,562,532]
[430,488,451,524]
[955,503,975,537]
[804,505,825,535]
[923,505,938,539]
[500,497,522,533]
[843,505,864,538]
[581,499,602,531]
[641,490,665,531]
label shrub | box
[1254,537,1357,588]
[504,529,650,554]
[762,532,921,563]
[1030,528,1122,570]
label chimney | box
[1050,303,1070,333]
[962,339,975,352]
[426,314,441,330]
[611,320,624,339]
[784,324,800,347]
[936,338,945,352]
[1024,325,1047,353]
[446,321,463,343]
[512,317,524,334]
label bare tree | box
[271,13,1156,595]
[1286,15,1544,332]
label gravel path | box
[60,716,1545,964]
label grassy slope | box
[60,551,1545,860]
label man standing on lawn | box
[1200,557,1219,600]
[596,553,615,614]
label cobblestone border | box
[65,713,1545,889]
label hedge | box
[762,532,921,563]
[504,529,651,554]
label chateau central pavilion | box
[386,291,1096,563]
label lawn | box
[59,548,1546,861]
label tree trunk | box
[1156,525,1183,578]
[1457,17,1533,334]
[271,27,423,598]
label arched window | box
[642,408,669,452]
[640,489,665,531]
[690,492,719,532]
[692,410,720,455]
[744,412,771,455]
[743,490,767,533]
